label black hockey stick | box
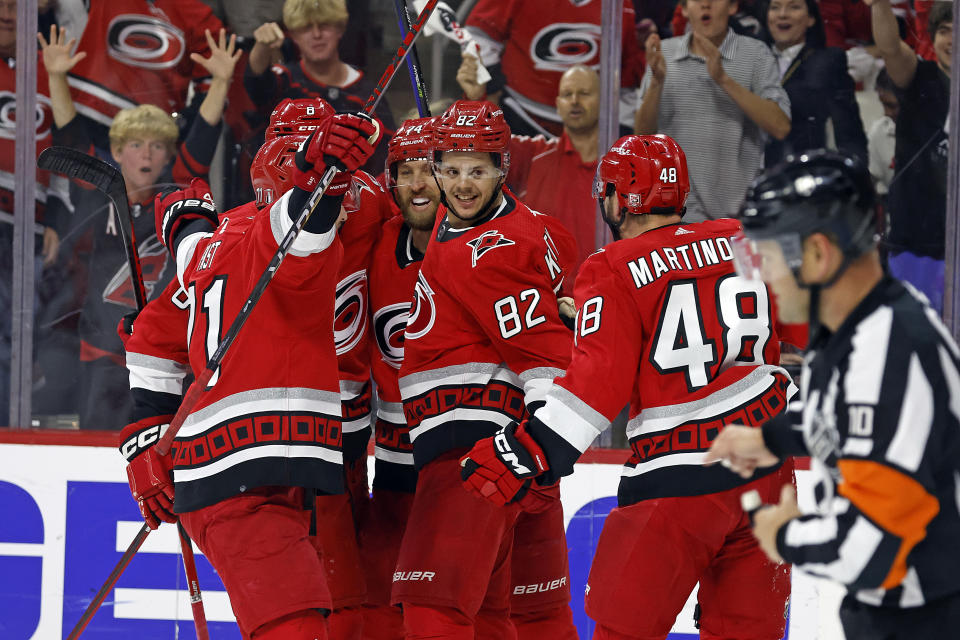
[37,147,148,310]
[41,147,211,640]
[393,0,431,117]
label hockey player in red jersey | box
[232,100,391,639]
[393,101,577,639]
[118,106,382,639]
[364,117,438,639]
[461,135,800,640]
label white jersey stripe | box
[628,366,792,437]
[410,407,515,442]
[845,306,893,406]
[179,388,341,438]
[173,444,342,482]
[269,189,336,256]
[886,354,933,473]
[375,448,415,466]
[806,516,885,585]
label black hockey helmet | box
[739,149,878,261]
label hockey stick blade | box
[39,146,149,309]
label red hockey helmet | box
[385,116,436,188]
[266,98,335,140]
[593,135,689,220]
[432,100,511,174]
[250,134,306,208]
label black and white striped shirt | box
[764,277,960,608]
[638,29,789,222]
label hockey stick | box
[64,525,150,640]
[40,148,211,640]
[178,523,210,640]
[37,147,148,310]
[393,0,431,117]
[156,0,440,459]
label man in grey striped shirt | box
[707,151,960,639]
[635,0,791,222]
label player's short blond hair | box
[108,104,178,151]
[283,0,349,31]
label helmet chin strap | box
[599,197,627,241]
[438,176,505,227]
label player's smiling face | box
[395,160,440,230]
[113,137,173,195]
[436,150,503,228]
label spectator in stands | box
[54,0,224,155]
[762,0,866,166]
[870,0,951,313]
[867,69,897,201]
[464,0,643,138]
[41,26,238,429]
[0,0,71,426]
[244,0,395,175]
[198,0,283,38]
[459,60,603,275]
[635,0,790,221]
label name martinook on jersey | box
[627,233,736,289]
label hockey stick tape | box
[740,489,763,526]
[413,0,491,84]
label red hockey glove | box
[119,416,177,529]
[293,112,382,193]
[460,421,552,511]
[155,178,218,257]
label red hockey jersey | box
[66,0,222,128]
[399,192,573,467]
[336,171,393,462]
[368,213,424,491]
[532,219,798,504]
[465,0,642,128]
[170,194,344,512]
[120,278,191,423]
[0,56,70,236]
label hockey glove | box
[155,178,218,258]
[293,112,382,194]
[120,416,177,529]
[460,421,552,511]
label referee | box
[705,150,960,639]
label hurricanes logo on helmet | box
[107,15,186,70]
[467,230,516,267]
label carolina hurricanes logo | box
[0,91,54,141]
[107,15,186,70]
[103,235,170,308]
[373,302,409,368]
[530,23,602,72]
[466,230,515,267]
[405,272,436,340]
[334,270,368,355]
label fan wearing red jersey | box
[118,102,381,640]
[392,101,576,640]
[462,135,799,640]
